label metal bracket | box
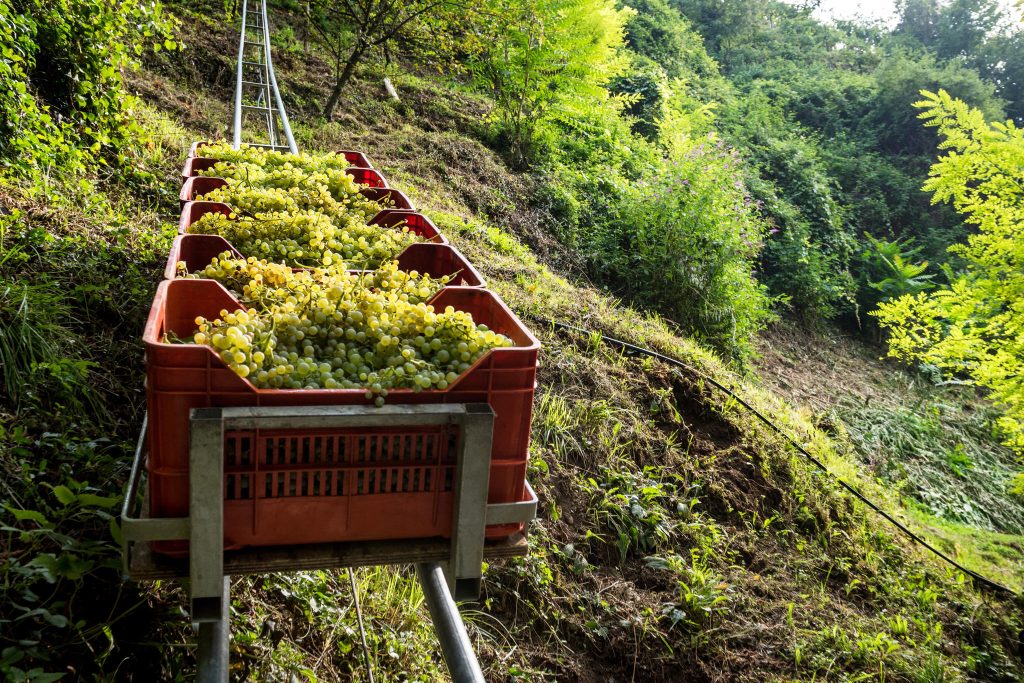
[190,409,226,621]
[121,405,537,591]
[121,403,536,682]
[449,403,493,600]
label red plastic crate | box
[180,160,388,187]
[369,210,447,245]
[165,233,485,287]
[188,141,375,169]
[178,176,413,211]
[219,425,459,546]
[346,167,388,188]
[180,156,218,180]
[178,201,445,244]
[338,150,373,168]
[187,141,214,158]
[143,279,539,548]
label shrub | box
[875,90,1024,454]
[470,0,631,168]
[857,233,934,318]
[0,0,175,186]
[589,134,775,360]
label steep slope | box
[3,6,1023,682]
[132,9,1024,681]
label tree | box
[974,29,1024,123]
[621,0,715,79]
[894,0,1005,61]
[671,0,771,65]
[875,90,1024,453]
[470,0,631,168]
[308,0,459,120]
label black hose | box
[541,318,1017,598]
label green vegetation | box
[0,0,176,184]
[876,90,1024,456]
[2,0,1023,680]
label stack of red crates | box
[145,142,539,551]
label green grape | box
[186,209,420,269]
[196,182,382,224]
[193,143,382,222]
[199,142,353,175]
[179,251,450,308]
[185,275,513,400]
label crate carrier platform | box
[122,405,537,682]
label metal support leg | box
[196,576,230,683]
[448,404,493,601]
[416,563,485,683]
[190,408,225,622]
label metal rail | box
[417,563,487,683]
[232,0,297,152]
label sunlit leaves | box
[875,89,1024,453]
[0,0,177,187]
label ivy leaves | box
[0,0,178,188]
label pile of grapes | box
[187,209,418,269]
[176,144,512,398]
[180,251,452,308]
[186,254,510,400]
[194,143,380,219]
[198,142,353,174]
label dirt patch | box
[753,322,898,413]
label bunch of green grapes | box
[198,160,378,214]
[178,251,450,308]
[189,280,512,403]
[198,142,352,174]
[196,180,381,222]
[195,142,381,221]
[186,210,419,269]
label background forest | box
[2,0,1024,680]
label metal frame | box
[120,405,537,681]
[232,0,297,153]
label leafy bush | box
[876,90,1024,454]
[714,92,857,321]
[589,134,774,359]
[470,0,632,168]
[620,0,717,80]
[0,0,175,186]
[752,174,854,322]
[609,53,667,141]
[857,234,934,318]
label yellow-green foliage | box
[875,89,1024,453]
[470,0,633,167]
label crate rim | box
[164,233,486,288]
[177,201,448,248]
[180,155,388,187]
[188,141,374,166]
[178,175,415,211]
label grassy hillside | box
[2,3,1023,682]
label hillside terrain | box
[2,1,1024,682]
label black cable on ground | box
[541,317,1017,598]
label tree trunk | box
[322,45,365,120]
[303,2,310,53]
